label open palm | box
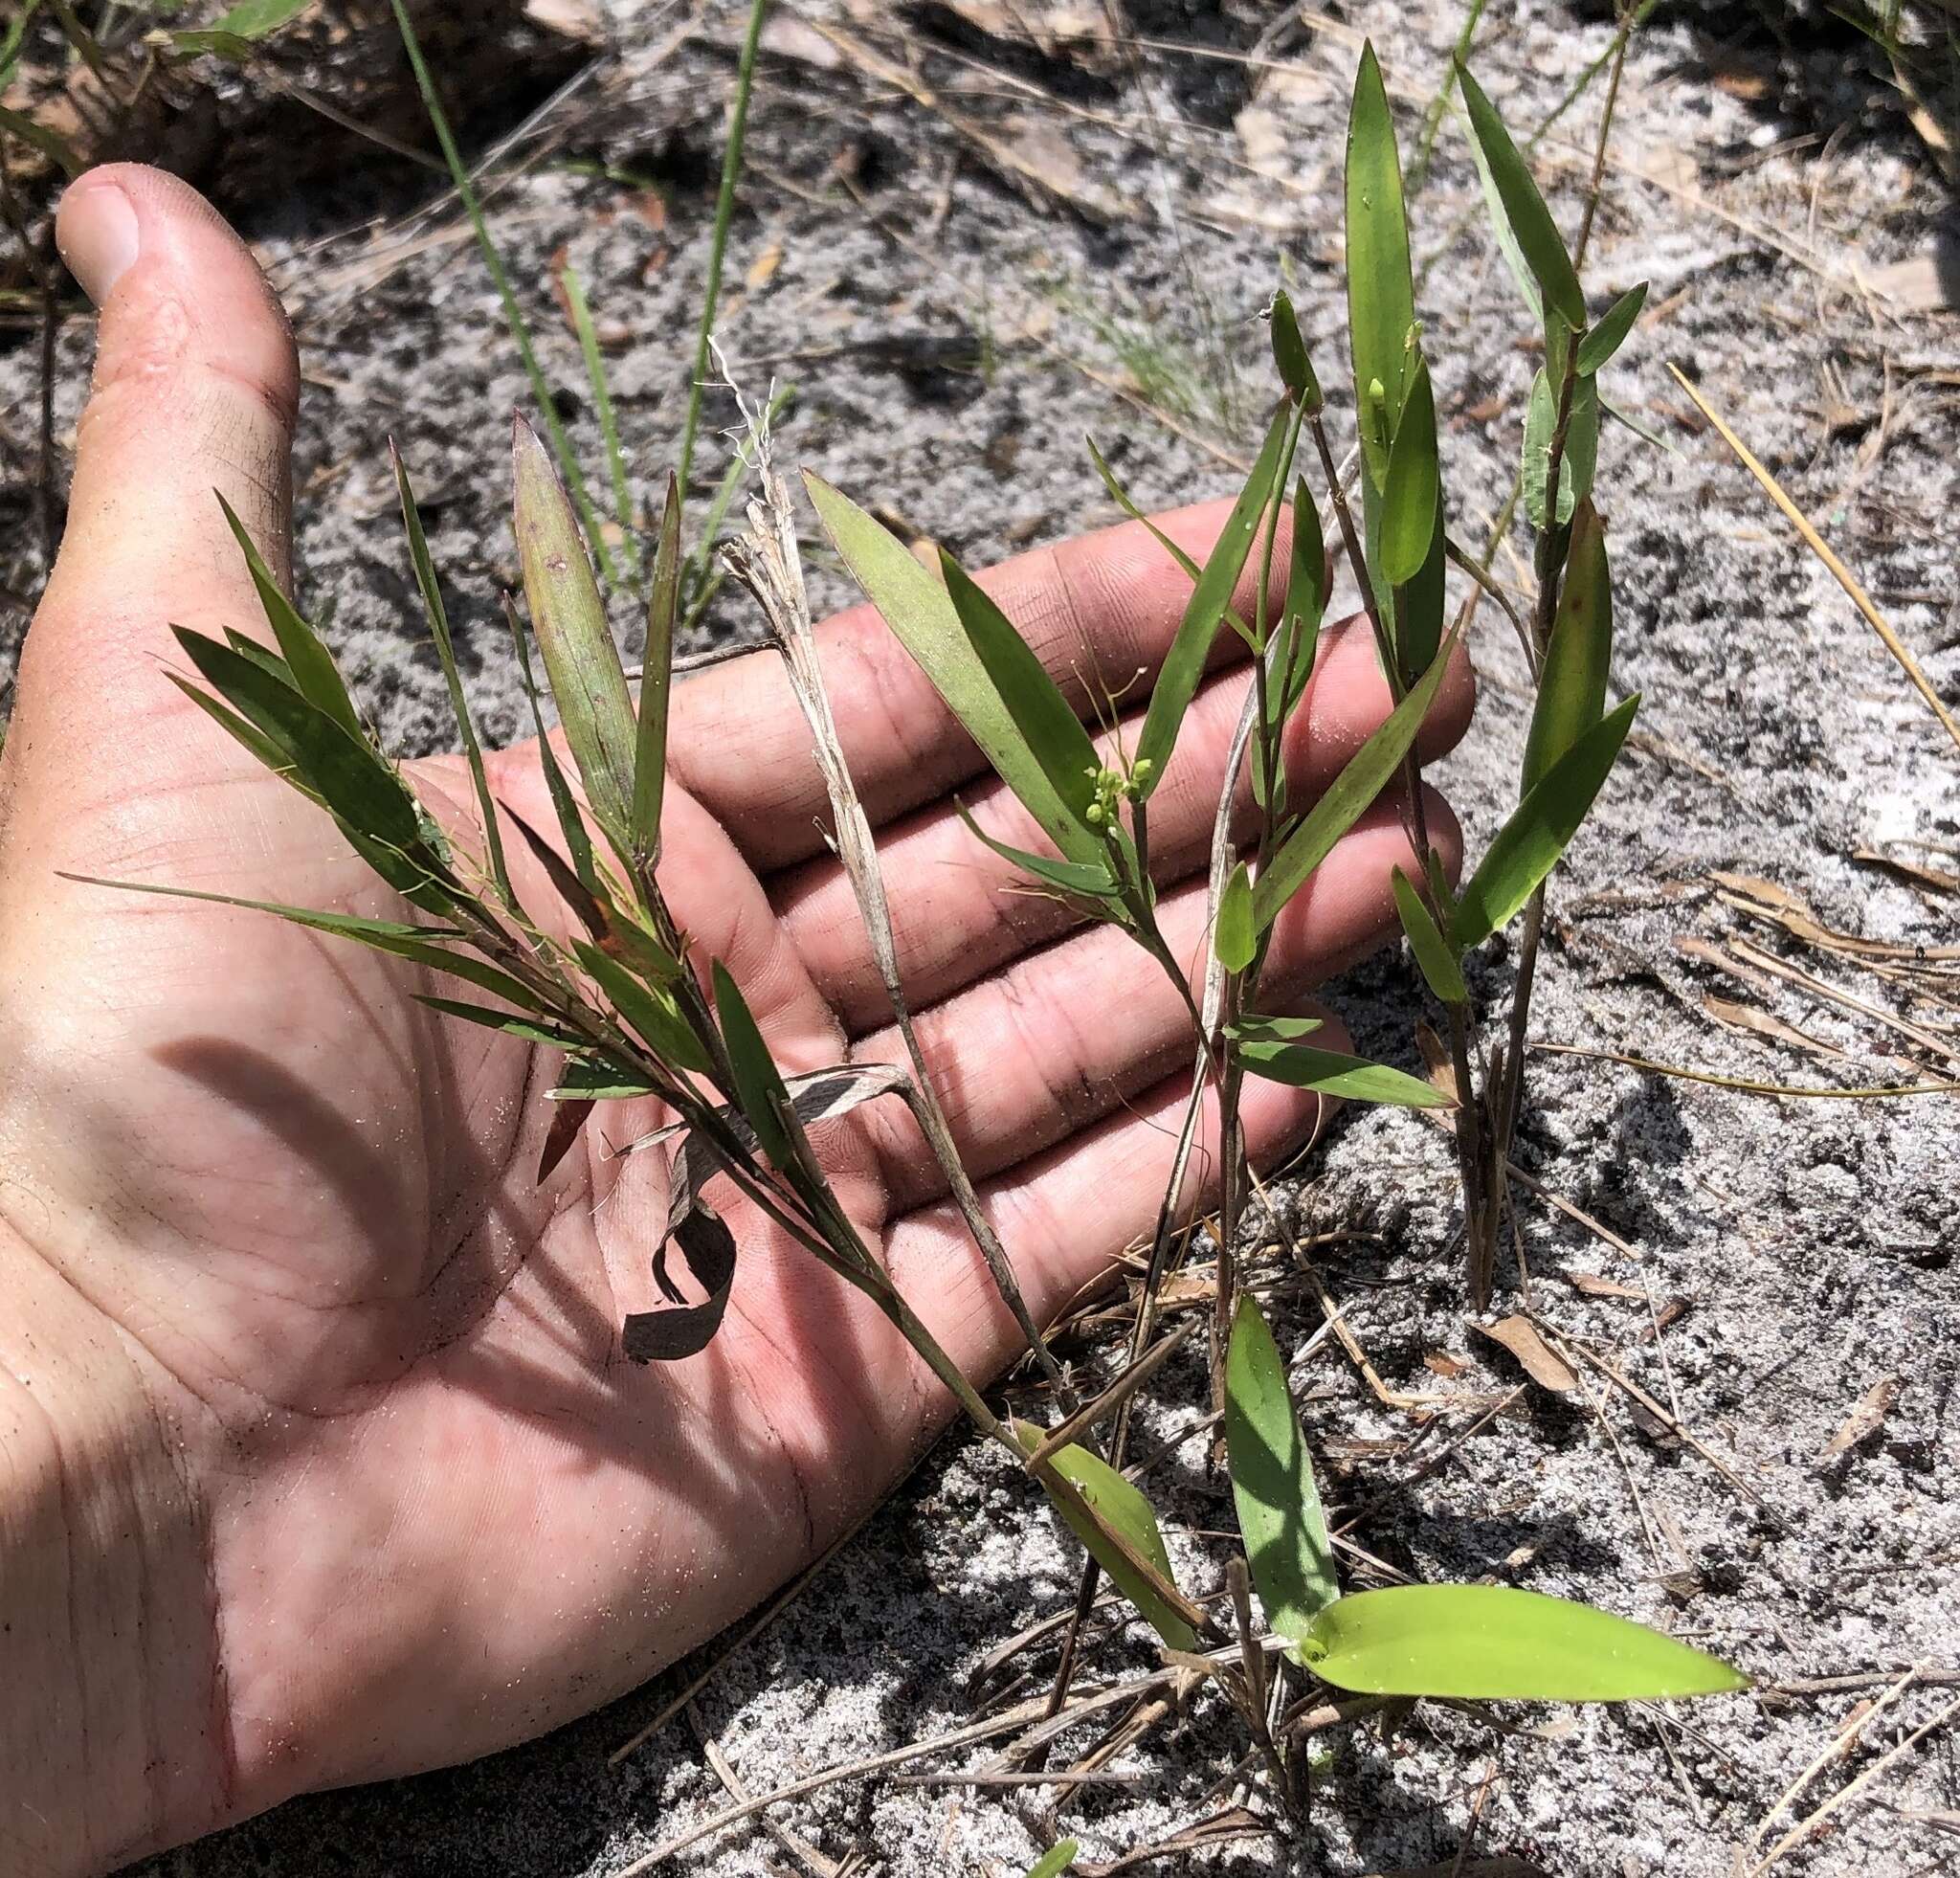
[0,168,1470,1866]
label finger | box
[780,619,1476,1031]
[668,497,1293,870]
[8,166,299,813]
[852,787,1460,1210]
[884,1057,1332,1387]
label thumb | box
[9,165,300,809]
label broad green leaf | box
[1346,42,1417,481]
[1010,1422,1197,1652]
[711,960,794,1166]
[513,414,637,848]
[1215,861,1255,973]
[1233,1035,1452,1108]
[632,472,682,868]
[1381,356,1440,588]
[807,474,1102,866]
[1391,866,1467,1004]
[504,594,598,895]
[1025,1843,1080,1878]
[393,446,512,904]
[953,801,1125,906]
[1302,1584,1748,1701]
[1253,630,1457,932]
[575,940,710,1076]
[1393,486,1446,691]
[1226,1293,1338,1653]
[168,673,310,785]
[215,493,363,741]
[1456,61,1586,330]
[417,995,584,1050]
[1577,280,1648,375]
[1451,694,1638,950]
[1133,402,1295,794]
[1459,88,1542,324]
[220,629,299,687]
[1233,1014,1325,1042]
[1268,289,1322,412]
[174,627,421,853]
[1522,499,1613,794]
[939,549,1102,837]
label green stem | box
[677,0,769,500]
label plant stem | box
[677,0,769,501]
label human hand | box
[0,167,1473,1874]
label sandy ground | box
[5,1,1960,1872]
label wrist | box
[0,1221,234,1876]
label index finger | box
[665,496,1288,872]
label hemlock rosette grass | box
[80,37,1742,1832]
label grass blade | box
[559,260,641,586]
[939,548,1103,839]
[1347,41,1417,479]
[1391,865,1468,1004]
[1456,59,1586,329]
[1267,288,1322,412]
[1253,630,1457,932]
[1521,498,1612,793]
[806,473,1102,866]
[1010,1421,1199,1652]
[393,445,513,903]
[711,960,793,1166]
[1577,280,1648,374]
[575,939,709,1074]
[1232,1034,1451,1108]
[632,473,682,868]
[503,594,598,895]
[1380,355,1439,588]
[1451,694,1638,950]
[1303,1584,1748,1700]
[214,493,363,740]
[416,995,584,1049]
[953,801,1123,905]
[512,414,638,852]
[1226,1292,1338,1653]
[1133,401,1295,794]
[1215,861,1255,973]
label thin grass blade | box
[1576,280,1648,374]
[1456,60,1586,329]
[504,593,599,894]
[1521,498,1612,794]
[711,960,794,1166]
[632,473,682,868]
[1381,355,1440,587]
[1391,866,1468,1004]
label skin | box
[0,167,1474,1875]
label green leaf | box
[1451,694,1638,950]
[1393,487,1447,693]
[559,260,642,586]
[393,446,512,905]
[1215,861,1256,973]
[1085,438,1200,583]
[1576,281,1648,375]
[416,995,584,1050]
[1522,499,1613,794]
[552,1054,666,1101]
[1256,478,1327,816]
[1346,42,1417,481]
[512,414,637,850]
[174,627,421,854]
[209,0,310,35]
[167,673,311,786]
[1522,369,1577,530]
[1010,1422,1197,1652]
[633,472,682,868]
[711,961,794,1166]
[1268,289,1322,412]
[1253,630,1457,933]
[504,594,598,896]
[1133,401,1294,794]
[1456,61,1586,331]
[939,548,1103,837]
[1381,356,1440,588]
[1302,1584,1749,1701]
[953,801,1124,905]
[1226,1293,1338,1654]
[1233,1035,1452,1108]
[1024,1843,1080,1878]
[1233,1014,1325,1043]
[1391,866,1468,1004]
[575,941,710,1076]
[806,474,1102,867]
[1566,371,1600,510]
[215,493,364,742]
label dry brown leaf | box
[1703,992,1848,1060]
[1475,1316,1578,1393]
[1820,1375,1901,1461]
[1712,870,1814,917]
[1423,1349,1470,1378]
[1559,1268,1650,1302]
[746,240,783,291]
